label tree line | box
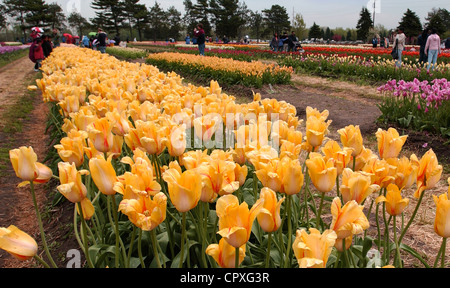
[0,0,449,43]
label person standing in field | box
[97,28,107,54]
[194,24,206,56]
[418,28,430,64]
[393,27,406,68]
[425,28,441,72]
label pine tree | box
[147,2,166,41]
[210,0,248,40]
[24,0,51,29]
[262,5,291,36]
[91,0,125,35]
[425,8,450,36]
[356,7,373,41]
[308,22,321,40]
[3,0,28,39]
[398,9,422,43]
[47,3,66,31]
[166,6,183,41]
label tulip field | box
[0,42,449,271]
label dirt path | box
[0,56,65,268]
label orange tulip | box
[54,130,87,167]
[0,225,38,261]
[216,194,263,248]
[340,168,380,204]
[9,147,40,182]
[197,158,239,202]
[432,178,450,238]
[87,117,114,153]
[376,128,408,160]
[292,228,337,268]
[387,156,418,190]
[257,187,285,233]
[361,158,396,189]
[337,125,364,157]
[119,192,167,231]
[376,184,409,216]
[321,140,353,175]
[89,154,118,196]
[57,162,95,220]
[125,120,168,155]
[162,161,202,212]
[305,115,332,149]
[330,197,369,240]
[206,238,246,268]
[414,149,443,199]
[305,152,337,193]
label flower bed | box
[377,78,450,139]
[106,46,149,59]
[2,47,448,270]
[146,52,293,88]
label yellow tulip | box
[87,117,114,153]
[57,162,95,219]
[432,178,450,238]
[197,158,239,202]
[414,149,443,199]
[0,225,38,261]
[166,123,187,157]
[216,194,263,248]
[376,128,408,160]
[180,149,211,170]
[125,120,168,155]
[305,115,332,149]
[292,228,337,268]
[257,187,285,233]
[337,125,364,157]
[321,140,353,175]
[305,152,337,193]
[162,161,202,212]
[376,184,409,216]
[353,146,378,171]
[330,197,369,240]
[106,110,132,137]
[89,154,118,196]
[119,192,167,231]
[362,158,396,189]
[340,168,380,204]
[9,147,40,182]
[234,162,248,187]
[54,130,87,167]
[206,238,246,268]
[387,156,418,190]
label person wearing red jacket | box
[194,24,206,56]
[29,38,45,72]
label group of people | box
[270,31,303,53]
[29,28,61,72]
[392,27,444,71]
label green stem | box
[235,246,240,268]
[441,238,447,268]
[285,195,292,268]
[77,202,94,268]
[138,229,145,268]
[109,195,121,268]
[398,189,426,244]
[33,254,50,268]
[393,215,402,268]
[30,181,58,268]
[265,232,272,268]
[179,212,187,268]
[151,229,162,268]
[316,192,325,229]
[127,226,137,267]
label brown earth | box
[0,56,78,268]
[0,55,448,268]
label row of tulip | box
[377,78,450,139]
[280,53,450,83]
[146,52,293,88]
[105,46,149,59]
[1,46,448,269]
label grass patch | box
[0,71,41,177]
[0,48,29,69]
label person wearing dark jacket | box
[194,24,206,56]
[417,28,430,64]
[42,35,53,58]
[97,28,107,53]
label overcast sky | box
[7,0,449,29]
